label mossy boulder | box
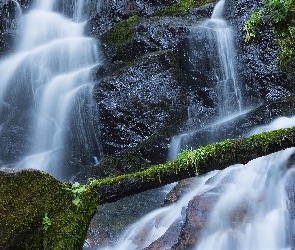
[151,0,216,17]
[85,0,180,37]
[0,168,99,249]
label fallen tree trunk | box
[2,127,295,249]
[93,126,295,204]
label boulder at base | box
[0,168,99,250]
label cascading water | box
[169,0,242,160]
[194,117,295,250]
[99,116,295,250]
[97,170,220,250]
[0,0,102,180]
[88,0,295,249]
[208,0,242,115]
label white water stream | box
[0,0,102,180]
[206,0,242,115]
[194,116,295,250]
[92,0,295,249]
[99,117,295,250]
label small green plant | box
[244,8,264,42]
[267,0,293,23]
[42,213,51,231]
[244,0,295,67]
[63,182,87,207]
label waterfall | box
[97,115,295,250]
[194,116,295,250]
[168,0,242,160]
[86,0,295,249]
[0,0,103,180]
[209,0,242,115]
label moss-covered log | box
[93,126,295,204]
[2,127,295,248]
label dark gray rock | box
[85,0,179,37]
[94,50,187,163]
[0,1,21,57]
[224,0,293,106]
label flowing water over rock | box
[86,0,295,249]
[193,117,295,250]
[200,0,242,115]
[169,0,242,159]
[97,116,295,250]
[0,0,102,180]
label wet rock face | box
[87,3,216,170]
[86,0,294,176]
[0,1,20,57]
[97,5,215,68]
[0,110,34,164]
[0,0,32,58]
[94,51,187,162]
[144,178,201,250]
[85,187,168,249]
[144,210,186,250]
[162,178,199,206]
[86,0,178,37]
[172,194,219,250]
[224,0,294,107]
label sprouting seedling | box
[63,182,87,207]
[42,212,51,231]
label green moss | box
[0,169,99,250]
[2,127,295,248]
[100,15,139,45]
[43,181,98,249]
[191,0,217,8]
[244,0,295,67]
[151,0,216,17]
[89,126,295,190]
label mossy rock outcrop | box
[0,168,99,249]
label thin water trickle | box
[168,0,242,159]
[0,0,103,180]
[210,0,242,114]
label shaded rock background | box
[85,184,175,248]
[0,0,21,57]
